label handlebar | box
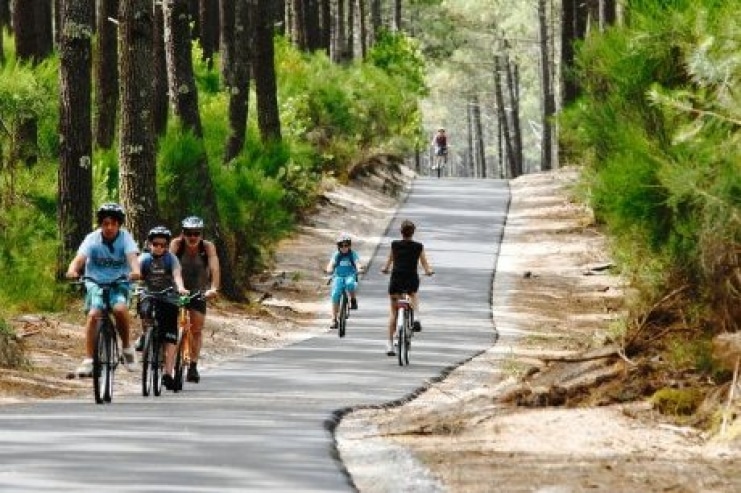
[178,291,205,306]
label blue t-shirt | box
[78,229,139,283]
[330,250,360,277]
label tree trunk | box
[471,95,485,178]
[152,2,169,135]
[198,0,217,69]
[224,0,252,162]
[94,0,119,149]
[370,0,381,44]
[58,0,94,277]
[356,0,366,58]
[163,0,203,137]
[252,0,282,142]
[538,0,553,171]
[35,0,54,57]
[494,53,516,178]
[118,0,157,245]
[12,1,40,167]
[393,0,401,32]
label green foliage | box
[562,0,741,333]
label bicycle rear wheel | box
[93,321,114,404]
[338,294,348,338]
[396,308,407,366]
[402,311,411,366]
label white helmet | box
[336,233,352,247]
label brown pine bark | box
[252,0,282,143]
[118,0,157,244]
[94,0,120,149]
[58,0,94,276]
[224,0,252,162]
[152,2,169,135]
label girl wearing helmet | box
[380,220,434,356]
[325,233,364,329]
[137,226,189,390]
[65,203,141,377]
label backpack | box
[176,239,209,268]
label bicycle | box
[431,147,448,178]
[73,275,129,404]
[395,292,415,366]
[173,291,204,392]
[326,271,362,338]
[135,286,176,397]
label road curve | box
[0,177,509,492]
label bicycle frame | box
[173,291,203,391]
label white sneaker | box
[75,358,93,377]
[385,341,395,357]
[122,347,137,371]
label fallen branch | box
[541,345,619,363]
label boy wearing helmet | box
[381,219,434,356]
[65,203,141,377]
[169,216,220,383]
[325,233,364,329]
[137,226,189,390]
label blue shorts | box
[84,281,131,313]
[331,275,357,304]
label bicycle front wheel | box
[173,328,189,392]
[93,320,113,404]
[338,294,348,338]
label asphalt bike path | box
[0,177,510,492]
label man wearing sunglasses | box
[169,216,220,383]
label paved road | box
[0,177,510,492]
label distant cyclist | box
[380,220,434,356]
[431,128,448,176]
[65,203,141,377]
[137,226,189,390]
[325,233,364,329]
[169,216,220,383]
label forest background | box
[1,0,740,428]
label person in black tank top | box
[381,220,434,356]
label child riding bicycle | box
[65,203,141,377]
[325,233,364,329]
[137,226,189,390]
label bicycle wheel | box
[396,308,407,367]
[402,311,411,366]
[151,332,164,396]
[141,329,152,397]
[93,320,114,404]
[338,294,348,338]
[173,328,189,392]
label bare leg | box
[189,309,205,363]
[84,312,100,358]
[113,305,131,348]
[387,295,399,342]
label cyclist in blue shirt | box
[325,233,364,329]
[66,203,141,377]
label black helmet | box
[181,216,204,230]
[147,226,172,242]
[96,203,126,225]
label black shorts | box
[187,296,207,315]
[139,298,179,344]
[388,274,420,295]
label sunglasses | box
[338,242,350,248]
[184,231,201,237]
[151,241,167,248]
